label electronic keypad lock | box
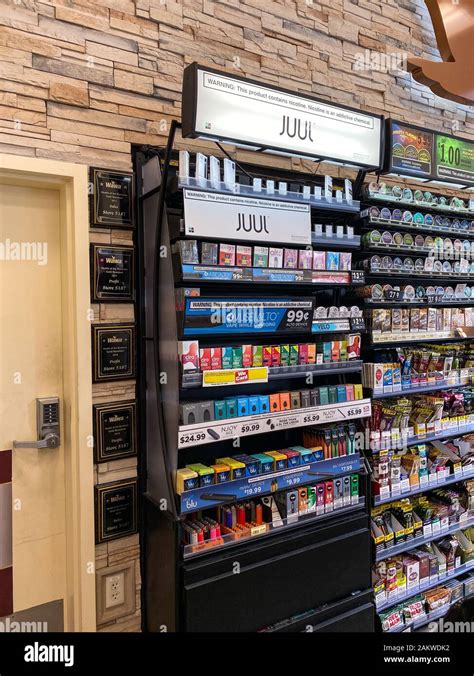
[14,397,60,449]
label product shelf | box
[179,453,362,514]
[181,360,363,389]
[370,422,474,456]
[375,560,474,612]
[178,397,372,449]
[311,233,361,249]
[365,271,474,283]
[182,497,366,559]
[360,216,474,239]
[369,331,465,347]
[364,193,474,217]
[384,594,474,633]
[375,515,474,562]
[179,264,364,286]
[176,177,361,213]
[363,299,474,308]
[368,377,473,400]
[373,467,474,507]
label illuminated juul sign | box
[279,115,314,142]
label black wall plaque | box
[92,324,135,382]
[93,401,137,463]
[95,479,138,543]
[90,168,134,229]
[91,244,135,302]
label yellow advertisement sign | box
[202,367,268,388]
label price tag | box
[379,485,391,498]
[391,484,401,496]
[384,289,402,302]
[282,306,313,332]
[351,270,365,284]
[350,316,366,331]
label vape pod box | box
[269,248,283,268]
[298,249,313,270]
[178,340,200,371]
[346,384,354,401]
[300,390,311,408]
[233,455,259,476]
[252,345,263,367]
[214,401,226,420]
[223,158,236,190]
[337,385,347,402]
[354,384,363,400]
[333,478,343,509]
[324,481,334,512]
[199,401,214,422]
[312,251,326,270]
[232,346,243,368]
[209,155,221,188]
[259,395,270,413]
[319,387,329,406]
[282,449,301,467]
[219,243,236,267]
[180,402,200,425]
[289,344,299,365]
[251,454,274,474]
[211,463,231,484]
[269,394,280,412]
[175,467,198,494]
[279,392,291,411]
[308,344,316,364]
[263,345,272,367]
[298,487,308,515]
[242,344,252,368]
[253,246,269,267]
[316,484,325,515]
[222,346,233,369]
[350,474,359,504]
[272,345,281,366]
[195,153,208,186]
[328,386,337,404]
[310,389,320,407]
[284,249,298,269]
[211,347,222,370]
[306,486,317,513]
[199,347,212,371]
[236,245,252,267]
[324,175,333,200]
[326,251,340,270]
[186,463,214,487]
[275,490,299,523]
[265,451,287,471]
[344,179,353,203]
[201,242,219,265]
[216,457,246,480]
[339,252,352,271]
[290,391,301,409]
[237,397,249,417]
[291,446,314,464]
[280,344,290,366]
[248,396,260,415]
[178,150,190,179]
[298,343,309,365]
[343,476,351,506]
[225,398,237,418]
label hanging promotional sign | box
[182,63,383,169]
[183,189,312,245]
[386,119,474,187]
[435,133,474,184]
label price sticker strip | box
[179,453,362,513]
[178,398,372,449]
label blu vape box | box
[233,454,259,476]
[290,446,314,463]
[251,454,274,474]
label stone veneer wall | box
[1,0,473,631]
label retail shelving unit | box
[356,176,474,633]
[135,62,388,633]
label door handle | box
[13,397,60,450]
[14,433,60,449]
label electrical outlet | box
[105,572,125,609]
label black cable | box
[215,141,254,179]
